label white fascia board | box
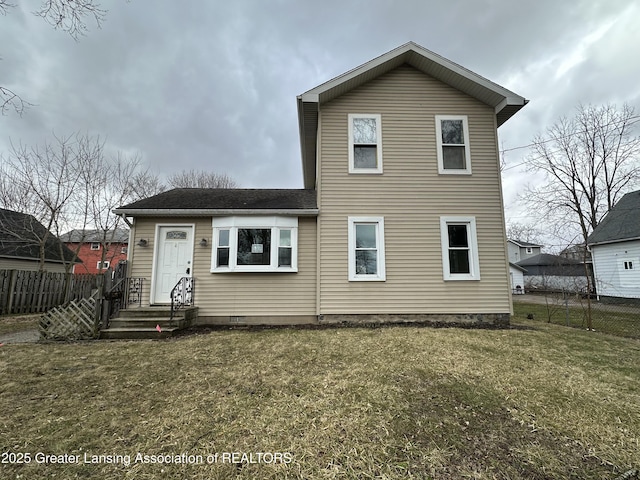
[298,92,319,103]
[588,236,640,247]
[112,208,319,217]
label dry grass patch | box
[0,314,39,336]
[1,323,639,479]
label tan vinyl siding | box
[128,218,158,307]
[129,216,317,316]
[318,64,511,314]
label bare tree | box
[522,103,640,328]
[1,0,107,115]
[0,133,85,270]
[506,222,544,244]
[167,169,238,189]
[0,132,152,272]
[77,146,146,266]
[35,0,107,40]
[523,103,640,244]
[128,170,166,200]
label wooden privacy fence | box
[0,269,98,315]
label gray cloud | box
[1,0,639,213]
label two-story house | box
[60,229,129,274]
[507,239,543,264]
[113,42,527,327]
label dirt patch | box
[0,329,40,344]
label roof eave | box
[0,254,77,264]
[297,96,318,190]
[112,208,320,217]
[588,235,640,247]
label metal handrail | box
[170,277,195,321]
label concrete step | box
[100,326,181,340]
[108,317,189,329]
[116,307,188,319]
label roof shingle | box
[115,188,317,214]
[0,208,77,264]
[587,190,640,245]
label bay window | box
[212,217,298,272]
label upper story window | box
[348,114,383,174]
[348,217,386,281]
[90,242,100,250]
[97,261,110,270]
[211,216,298,273]
[435,115,471,174]
[440,216,480,281]
[525,247,533,254]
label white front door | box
[152,226,194,304]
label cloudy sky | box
[1,0,639,247]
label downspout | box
[118,213,133,278]
[587,243,599,301]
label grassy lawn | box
[513,298,640,339]
[1,318,639,478]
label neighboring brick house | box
[60,229,129,274]
[113,42,528,326]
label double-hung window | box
[97,261,110,270]
[348,114,383,174]
[348,217,386,281]
[212,217,298,272]
[90,242,101,250]
[619,257,639,287]
[440,216,480,281]
[435,115,471,174]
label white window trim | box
[348,113,383,174]
[348,216,386,281]
[619,257,639,287]
[435,115,472,175]
[90,242,101,250]
[97,260,110,270]
[211,216,298,273]
[526,247,533,254]
[440,216,480,281]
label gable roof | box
[508,239,543,248]
[114,189,318,216]
[509,262,527,273]
[587,190,640,246]
[0,208,77,264]
[60,228,129,243]
[297,41,528,189]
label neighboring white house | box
[587,190,640,301]
[507,239,543,264]
[509,263,526,294]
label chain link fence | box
[513,293,640,339]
